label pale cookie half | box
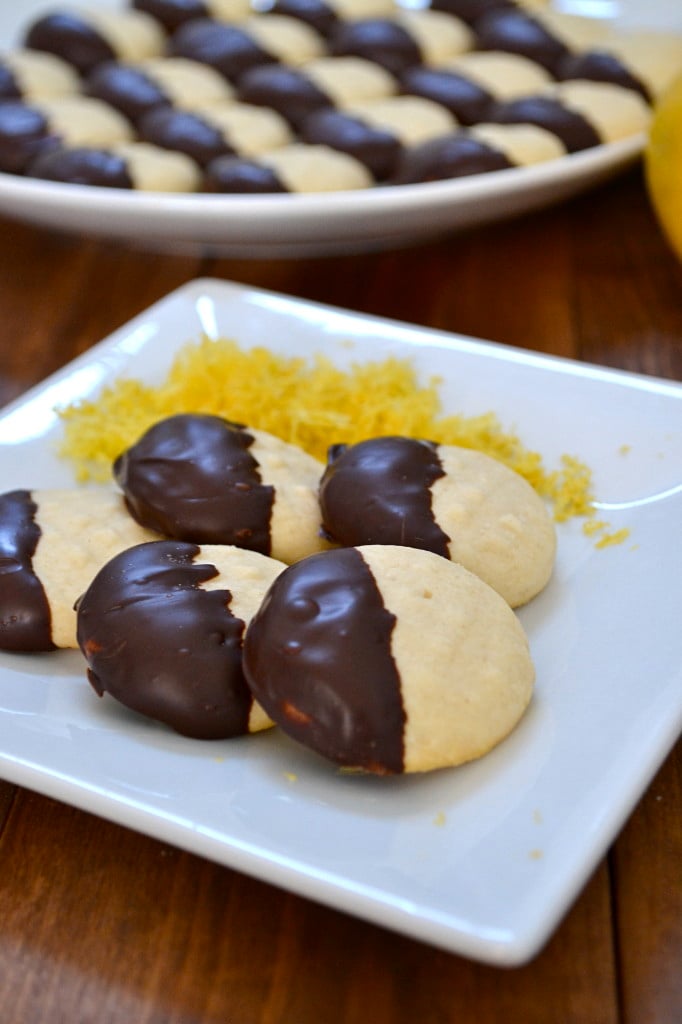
[77,540,285,738]
[243,544,535,774]
[0,487,159,651]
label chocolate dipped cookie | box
[318,435,556,607]
[77,539,285,739]
[243,544,535,773]
[113,413,330,563]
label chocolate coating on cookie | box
[392,131,512,183]
[87,62,171,124]
[237,64,332,128]
[319,437,450,554]
[0,102,60,174]
[138,106,234,165]
[204,154,289,191]
[490,94,601,152]
[474,9,570,73]
[133,0,213,33]
[556,50,651,102]
[400,66,493,125]
[431,0,513,24]
[300,107,401,179]
[243,546,405,773]
[268,0,341,38]
[0,490,54,652]
[24,12,118,75]
[28,146,134,187]
[171,18,280,83]
[114,414,275,551]
[0,61,21,101]
[331,19,422,77]
[77,540,254,738]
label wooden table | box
[0,166,680,1024]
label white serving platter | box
[0,0,650,256]
[0,278,680,966]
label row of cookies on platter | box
[1,0,679,191]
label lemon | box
[645,72,682,261]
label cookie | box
[473,7,572,73]
[86,57,235,125]
[237,56,397,129]
[77,540,285,739]
[138,102,292,165]
[204,141,373,191]
[0,49,80,103]
[0,488,159,652]
[132,0,252,34]
[24,7,165,75]
[556,30,682,101]
[331,11,473,76]
[113,413,331,564]
[443,50,552,101]
[29,140,202,191]
[267,0,398,39]
[0,96,133,175]
[391,121,564,183]
[318,436,556,607]
[171,15,325,84]
[243,544,535,774]
[490,78,651,152]
[300,96,457,180]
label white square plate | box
[0,278,680,965]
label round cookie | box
[86,58,235,125]
[237,56,397,129]
[0,96,133,175]
[443,50,553,101]
[113,413,330,564]
[138,102,292,165]
[133,0,252,34]
[24,7,165,75]
[331,11,473,76]
[77,540,285,739]
[318,436,556,607]
[267,0,398,39]
[28,141,202,192]
[204,142,373,192]
[0,487,159,652]
[243,544,535,774]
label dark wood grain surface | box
[0,166,680,1024]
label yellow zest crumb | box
[57,336,597,522]
[582,519,608,537]
[529,849,544,860]
[283,771,298,783]
[595,528,631,549]
[619,444,631,455]
[533,809,543,825]
[433,812,447,827]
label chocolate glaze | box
[203,154,289,192]
[0,490,54,652]
[0,62,21,101]
[87,62,171,125]
[400,66,493,126]
[318,436,450,555]
[269,0,339,38]
[556,50,651,103]
[474,9,569,73]
[133,0,210,34]
[24,13,117,76]
[490,94,601,152]
[431,0,514,25]
[392,131,512,183]
[300,107,402,180]
[138,106,233,165]
[171,18,279,84]
[243,547,405,773]
[0,102,57,175]
[28,146,134,188]
[330,19,421,77]
[237,65,332,129]
[113,413,275,552]
[77,540,254,739]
